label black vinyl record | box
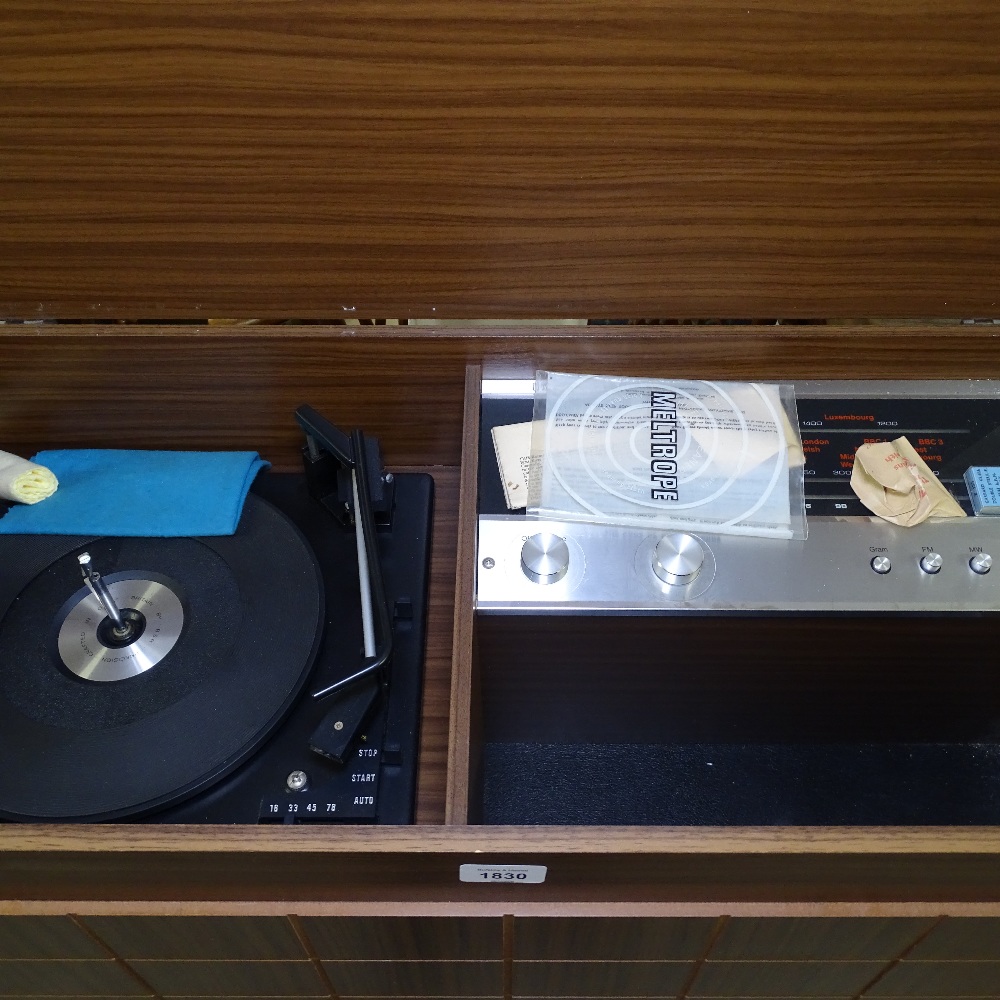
[0,495,324,821]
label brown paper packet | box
[851,436,965,526]
[491,421,535,510]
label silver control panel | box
[477,515,1000,613]
[478,378,1000,613]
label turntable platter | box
[0,495,324,821]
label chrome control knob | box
[871,555,892,575]
[652,532,705,586]
[970,552,993,575]
[920,552,943,575]
[521,532,570,584]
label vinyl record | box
[0,495,324,821]
[530,372,800,537]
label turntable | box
[0,407,433,824]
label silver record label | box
[57,577,184,682]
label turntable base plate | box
[0,495,324,821]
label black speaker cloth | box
[0,495,324,820]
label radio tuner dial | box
[521,532,570,584]
[652,532,705,587]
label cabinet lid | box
[2,1,998,321]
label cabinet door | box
[513,917,710,997]
[511,916,1000,1000]
[304,917,503,998]
[4,914,1000,998]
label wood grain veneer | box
[3,325,1000,470]
[129,958,325,997]
[2,3,999,320]
[3,827,1000,912]
[319,959,503,998]
[510,917,716,961]
[0,958,144,996]
[688,960,885,998]
[3,326,1000,919]
[864,960,1000,997]
[513,960,692,998]
[0,915,109,959]
[80,915,307,960]
[708,917,940,962]
[300,915,502,960]
[1,914,996,999]
[904,917,1000,960]
[414,466,459,825]
[445,367,482,825]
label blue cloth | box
[0,450,269,536]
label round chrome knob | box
[652,532,705,586]
[870,555,892,575]
[520,532,570,584]
[920,552,943,575]
[970,552,993,575]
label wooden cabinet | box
[2,1,1000,996]
[3,329,1000,1000]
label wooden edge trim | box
[7,825,1000,854]
[0,322,993,342]
[445,365,482,823]
[4,900,998,919]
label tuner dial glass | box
[520,532,570,585]
[652,532,705,586]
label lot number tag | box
[459,863,547,884]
